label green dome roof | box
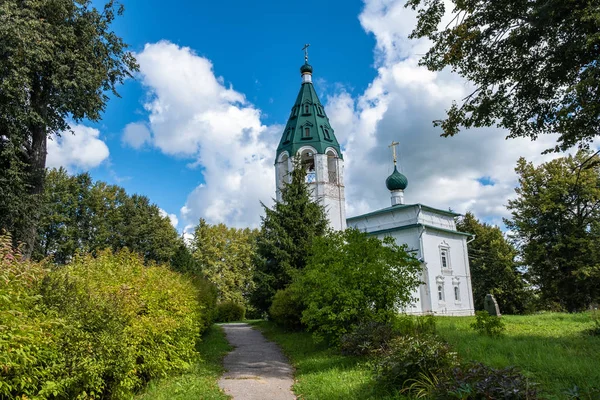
[386,166,408,191]
[300,62,313,74]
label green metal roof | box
[276,64,342,160]
[346,203,461,221]
[367,223,473,238]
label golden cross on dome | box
[302,43,310,63]
[389,141,400,165]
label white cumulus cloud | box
[132,41,279,228]
[324,0,576,224]
[47,124,109,171]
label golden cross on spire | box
[302,43,310,63]
[388,141,400,165]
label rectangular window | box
[323,128,331,140]
[304,104,310,114]
[304,127,310,137]
[441,249,449,269]
[438,285,444,301]
[284,129,292,142]
[454,286,460,301]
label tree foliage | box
[506,151,600,311]
[251,160,329,313]
[0,0,138,254]
[456,212,530,314]
[296,229,422,344]
[34,168,180,264]
[407,0,600,152]
[192,219,257,305]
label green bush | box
[471,310,506,337]
[269,285,305,330]
[0,239,215,400]
[215,301,246,322]
[373,334,458,387]
[0,234,64,399]
[340,320,397,356]
[405,362,539,399]
[298,229,422,344]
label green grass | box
[136,325,232,400]
[251,321,404,400]
[436,312,600,399]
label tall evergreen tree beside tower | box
[251,159,329,314]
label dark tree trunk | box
[22,122,46,259]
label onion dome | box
[386,166,408,191]
[300,62,313,74]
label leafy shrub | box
[0,240,214,400]
[471,310,506,336]
[406,362,538,399]
[215,301,246,322]
[269,285,305,330]
[340,320,397,356]
[374,334,458,387]
[0,234,64,399]
[41,249,209,398]
[299,229,422,344]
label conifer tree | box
[251,158,329,313]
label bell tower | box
[274,46,346,230]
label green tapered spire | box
[276,62,342,161]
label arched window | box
[438,285,444,301]
[454,286,460,301]
[304,104,310,114]
[300,149,316,183]
[327,150,337,184]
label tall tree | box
[192,219,257,305]
[35,168,180,264]
[0,0,138,254]
[407,0,600,152]
[506,151,600,311]
[457,212,530,314]
[251,160,329,313]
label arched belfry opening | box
[327,149,338,184]
[274,49,346,230]
[300,148,316,183]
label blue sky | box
[48,0,578,231]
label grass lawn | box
[135,325,232,400]
[251,320,404,400]
[436,312,600,399]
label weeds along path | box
[218,323,295,400]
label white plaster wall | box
[421,230,474,316]
[347,207,474,316]
[417,210,456,230]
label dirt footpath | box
[218,323,295,400]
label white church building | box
[275,54,475,316]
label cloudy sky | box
[48,0,578,232]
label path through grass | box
[136,324,232,400]
[436,313,600,399]
[251,321,403,400]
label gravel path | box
[218,323,295,400]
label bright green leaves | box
[296,229,422,344]
[192,219,257,305]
